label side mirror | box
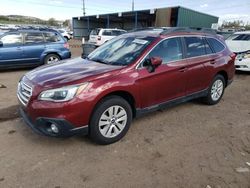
[0,41,3,47]
[144,57,162,73]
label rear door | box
[184,36,212,94]
[22,32,46,64]
[0,32,24,67]
[137,37,188,108]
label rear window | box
[112,30,126,36]
[44,32,61,42]
[102,30,112,36]
[102,30,126,36]
[24,32,44,44]
[206,38,225,53]
[184,37,206,58]
[203,39,213,54]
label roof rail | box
[160,27,217,35]
[8,27,58,32]
[130,27,169,32]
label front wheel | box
[89,96,132,145]
[203,75,225,105]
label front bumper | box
[19,107,88,137]
[235,58,250,71]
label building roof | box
[73,6,218,20]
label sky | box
[0,0,249,24]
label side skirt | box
[136,89,208,117]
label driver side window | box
[144,37,183,66]
[0,33,22,47]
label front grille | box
[17,81,32,106]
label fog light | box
[51,124,59,134]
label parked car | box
[57,29,72,41]
[0,29,71,69]
[226,31,250,71]
[88,28,127,46]
[18,28,235,144]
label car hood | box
[225,40,250,53]
[25,57,123,88]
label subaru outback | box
[18,28,236,145]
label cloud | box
[200,4,208,8]
[49,0,63,5]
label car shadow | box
[0,67,35,73]
[235,70,250,75]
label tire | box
[203,74,225,105]
[44,54,60,65]
[89,96,132,145]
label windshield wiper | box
[91,58,109,65]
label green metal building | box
[72,6,218,39]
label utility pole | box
[82,0,86,16]
[132,0,134,11]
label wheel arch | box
[41,52,62,64]
[216,70,228,87]
[91,90,136,119]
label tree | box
[48,18,57,26]
[222,20,244,29]
[63,19,71,28]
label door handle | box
[16,47,22,50]
[179,67,187,72]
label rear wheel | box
[203,75,225,105]
[89,96,132,145]
[44,54,60,65]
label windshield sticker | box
[132,39,149,45]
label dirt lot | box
[0,40,250,188]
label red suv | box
[18,28,235,144]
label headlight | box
[237,51,250,59]
[243,51,250,59]
[39,83,89,102]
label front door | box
[0,32,24,67]
[136,37,188,108]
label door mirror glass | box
[144,57,162,73]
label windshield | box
[227,34,250,41]
[88,36,155,66]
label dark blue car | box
[0,29,71,69]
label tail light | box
[97,36,101,41]
[64,42,69,49]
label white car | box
[226,31,250,71]
[88,28,127,46]
[57,29,72,41]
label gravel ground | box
[0,40,249,188]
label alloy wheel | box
[98,105,127,138]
